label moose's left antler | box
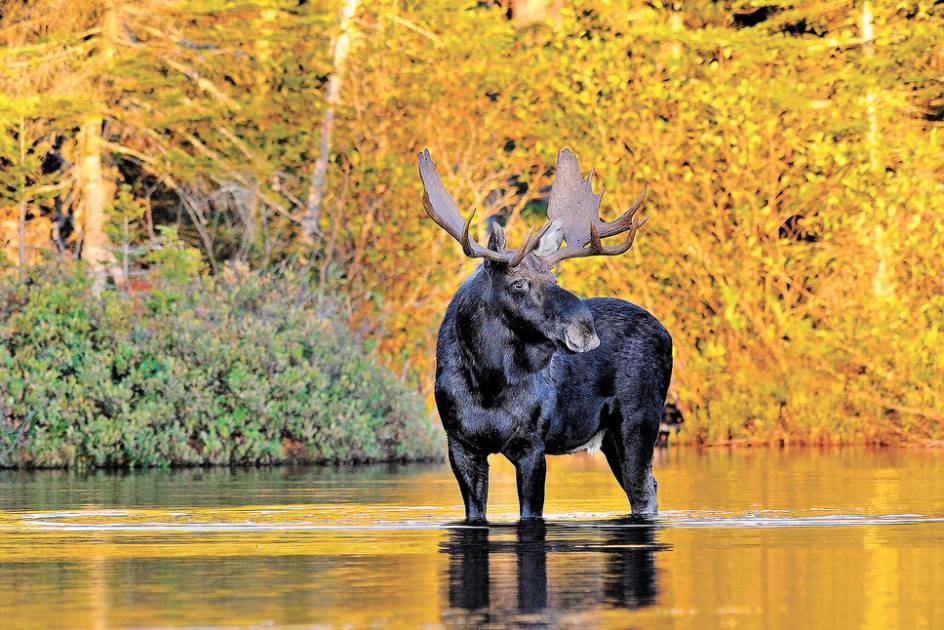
[541,148,647,266]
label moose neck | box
[453,274,557,391]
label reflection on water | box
[442,520,664,625]
[2,448,944,628]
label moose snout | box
[563,319,600,353]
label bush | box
[0,265,441,468]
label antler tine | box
[419,148,548,265]
[458,207,521,263]
[596,185,648,239]
[596,215,647,256]
[508,221,553,267]
[458,207,477,258]
[549,215,648,265]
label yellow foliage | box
[1,0,942,444]
[334,1,944,444]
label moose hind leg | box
[600,430,625,491]
[619,408,661,515]
[448,437,489,523]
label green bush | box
[0,265,440,468]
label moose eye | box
[512,279,529,293]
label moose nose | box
[564,321,600,353]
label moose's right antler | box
[419,149,550,266]
[541,148,648,266]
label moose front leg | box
[512,447,547,520]
[448,437,489,523]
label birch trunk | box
[77,117,119,291]
[861,1,890,298]
[17,118,27,281]
[301,0,358,244]
[511,0,563,27]
[78,4,120,291]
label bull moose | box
[419,148,672,522]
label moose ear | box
[536,219,564,258]
[486,217,506,252]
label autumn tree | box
[1,0,941,443]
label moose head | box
[418,148,647,355]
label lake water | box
[2,448,943,628]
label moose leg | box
[600,430,625,491]
[619,409,661,515]
[448,438,489,523]
[513,448,547,520]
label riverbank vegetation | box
[0,265,439,467]
[1,0,942,456]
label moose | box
[419,148,673,523]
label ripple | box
[4,506,944,533]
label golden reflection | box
[1,450,943,628]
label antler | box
[419,148,550,266]
[542,148,648,266]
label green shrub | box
[0,265,440,468]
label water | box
[2,448,943,628]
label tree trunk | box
[301,0,358,244]
[861,1,891,299]
[77,4,120,291]
[17,117,27,281]
[17,198,27,282]
[510,0,563,27]
[77,117,119,291]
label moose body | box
[420,148,672,522]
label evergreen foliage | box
[0,264,439,468]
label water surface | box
[2,448,943,628]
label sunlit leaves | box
[1,0,942,445]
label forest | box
[1,0,942,467]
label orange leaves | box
[0,0,942,445]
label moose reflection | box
[440,520,665,624]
